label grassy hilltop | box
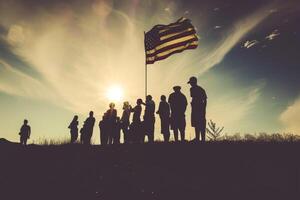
[0,141,300,200]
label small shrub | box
[206,120,224,141]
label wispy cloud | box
[207,82,264,132]
[243,40,259,49]
[280,96,300,134]
[265,29,280,41]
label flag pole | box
[144,31,147,99]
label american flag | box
[144,17,198,65]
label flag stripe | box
[160,27,196,41]
[146,34,197,54]
[153,18,190,33]
[146,44,198,64]
[146,41,198,64]
[159,22,194,36]
[146,37,198,57]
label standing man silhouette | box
[106,103,117,144]
[19,119,31,145]
[168,86,187,142]
[121,101,131,143]
[99,112,109,145]
[142,95,156,143]
[68,115,79,143]
[156,95,170,142]
[130,99,143,143]
[188,76,207,142]
[82,111,95,145]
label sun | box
[106,85,124,102]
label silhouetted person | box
[188,76,207,142]
[19,119,31,145]
[130,98,143,143]
[106,103,117,145]
[114,117,121,144]
[121,101,131,143]
[156,95,170,142]
[142,95,155,143]
[81,111,95,145]
[99,113,109,145]
[68,115,79,143]
[168,86,187,142]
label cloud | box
[243,40,259,49]
[280,97,300,134]
[207,82,264,132]
[185,4,275,75]
[265,29,280,41]
[0,60,55,100]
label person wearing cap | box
[19,119,31,145]
[142,95,156,143]
[187,76,207,142]
[168,86,188,142]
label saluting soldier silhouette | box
[142,95,156,143]
[121,101,131,143]
[130,99,143,143]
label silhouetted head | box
[137,98,142,105]
[109,102,115,109]
[116,117,120,122]
[161,95,166,102]
[89,111,94,117]
[23,119,28,125]
[123,101,130,110]
[173,86,181,93]
[73,115,78,121]
[187,76,197,86]
[146,95,152,102]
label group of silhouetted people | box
[19,76,207,146]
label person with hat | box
[187,76,207,142]
[168,86,188,142]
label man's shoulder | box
[194,85,206,93]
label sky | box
[0,0,299,143]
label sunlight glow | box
[106,85,124,102]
